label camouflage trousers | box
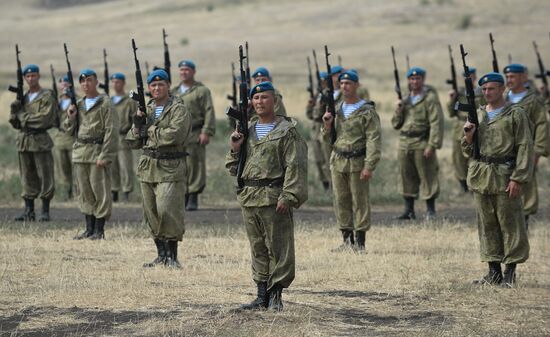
[452,138,469,182]
[521,169,538,216]
[331,170,371,232]
[311,138,331,184]
[141,180,186,241]
[241,205,295,291]
[18,151,55,200]
[53,147,73,189]
[398,149,440,200]
[475,192,529,264]
[75,163,112,219]
[186,142,206,194]
[111,148,135,193]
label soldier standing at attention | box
[171,60,215,211]
[448,67,485,192]
[9,64,57,221]
[463,72,532,287]
[322,71,381,252]
[67,69,117,240]
[503,64,549,229]
[126,69,191,268]
[110,72,137,202]
[392,67,444,220]
[226,82,308,311]
[251,67,287,117]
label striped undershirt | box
[508,90,527,104]
[487,106,504,122]
[27,92,39,103]
[84,97,99,111]
[111,95,123,105]
[342,99,366,119]
[154,106,164,119]
[60,98,71,111]
[255,122,276,140]
[410,94,422,105]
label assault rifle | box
[162,28,171,83]
[312,49,323,98]
[245,41,251,88]
[130,39,148,144]
[64,43,79,137]
[445,45,458,93]
[225,45,249,189]
[324,45,337,144]
[489,33,499,73]
[306,56,315,100]
[8,44,24,102]
[533,41,550,98]
[98,48,109,96]
[50,64,60,127]
[226,62,238,107]
[391,46,402,100]
[457,44,480,160]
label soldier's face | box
[254,75,270,84]
[332,73,340,88]
[149,80,169,100]
[481,82,505,104]
[80,76,98,95]
[179,67,195,82]
[505,73,523,91]
[24,72,40,87]
[408,75,424,91]
[59,80,70,90]
[252,91,275,117]
[339,79,359,98]
[111,79,125,93]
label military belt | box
[76,137,104,145]
[21,127,47,135]
[242,177,284,188]
[400,129,429,139]
[191,123,204,131]
[143,149,188,160]
[334,147,366,159]
[477,155,516,165]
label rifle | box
[8,44,24,102]
[508,53,512,64]
[406,54,410,70]
[489,32,499,73]
[162,28,171,83]
[245,41,251,87]
[98,48,109,95]
[457,44,480,160]
[130,39,148,144]
[225,45,250,189]
[306,56,314,100]
[337,55,342,67]
[533,40,550,98]
[145,61,151,77]
[445,45,458,94]
[391,46,402,100]
[324,45,337,144]
[50,64,60,128]
[226,62,237,107]
[64,43,79,137]
[312,49,322,97]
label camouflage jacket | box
[171,81,215,138]
[225,116,308,208]
[461,103,534,194]
[126,96,191,183]
[447,86,485,141]
[506,88,549,157]
[63,94,118,164]
[112,94,137,150]
[12,88,57,152]
[392,85,444,151]
[321,100,381,173]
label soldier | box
[252,67,287,117]
[9,64,57,221]
[52,75,75,200]
[171,60,215,211]
[126,69,191,268]
[347,68,370,101]
[226,82,308,311]
[66,69,117,240]
[110,72,137,202]
[447,67,485,192]
[329,65,344,104]
[392,67,444,220]
[322,71,381,252]
[463,72,532,287]
[306,71,331,190]
[504,64,549,229]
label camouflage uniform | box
[225,116,308,293]
[461,103,532,266]
[51,95,75,199]
[111,94,137,198]
[306,93,330,187]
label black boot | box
[501,263,517,288]
[322,181,330,191]
[90,218,105,240]
[123,191,130,202]
[268,284,284,312]
[355,231,366,252]
[459,179,468,193]
[397,197,415,220]
[143,239,167,267]
[426,197,436,220]
[15,198,36,221]
[67,186,73,200]
[524,215,529,232]
[331,230,355,252]
[38,199,50,222]
[184,193,189,207]
[473,262,503,285]
[240,282,268,310]
[186,193,198,211]
[74,214,95,240]
[165,240,182,268]
[112,191,119,203]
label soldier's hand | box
[96,159,107,168]
[199,133,210,146]
[9,114,21,129]
[506,180,521,199]
[67,104,77,119]
[10,100,22,113]
[322,111,333,129]
[230,130,244,152]
[423,147,434,159]
[463,121,476,144]
[276,199,289,214]
[448,90,457,101]
[307,98,314,108]
[360,168,373,181]
[136,109,145,117]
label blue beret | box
[406,67,426,78]
[338,70,359,82]
[178,60,196,70]
[348,68,358,74]
[110,72,125,81]
[60,75,70,83]
[79,68,97,81]
[22,64,40,74]
[147,69,170,84]
[330,65,344,74]
[253,67,270,79]
[462,67,476,77]
[503,63,526,74]
[319,71,328,80]
[249,81,275,98]
[478,72,505,86]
